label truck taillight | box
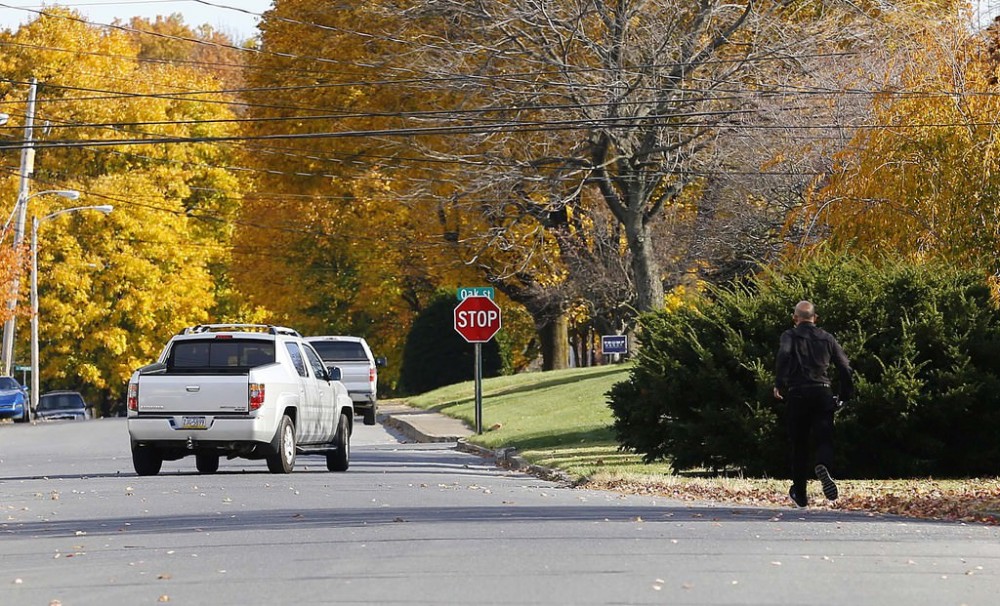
[369,367,376,383]
[249,383,265,410]
[127,382,138,411]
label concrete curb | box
[456,439,577,486]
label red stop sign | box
[454,296,502,343]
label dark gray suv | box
[35,391,91,421]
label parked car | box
[0,376,29,423]
[35,390,91,421]
[305,336,385,426]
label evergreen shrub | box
[608,255,1000,478]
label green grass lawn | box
[403,365,1000,523]
[405,364,673,478]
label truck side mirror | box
[328,367,342,381]
[375,357,387,368]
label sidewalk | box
[377,400,475,443]
[377,400,574,484]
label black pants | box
[786,385,836,494]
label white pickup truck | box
[126,325,353,476]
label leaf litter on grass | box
[584,473,1000,524]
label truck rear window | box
[168,339,276,370]
[311,341,367,362]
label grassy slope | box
[405,366,1000,524]
[406,365,664,478]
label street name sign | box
[457,286,495,301]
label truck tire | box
[196,452,220,474]
[132,444,162,476]
[266,415,296,474]
[326,413,350,472]
[363,402,376,426]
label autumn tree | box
[126,14,248,91]
[0,9,247,407]
[233,0,493,383]
[805,10,1000,266]
[398,0,973,326]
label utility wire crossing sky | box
[0,0,273,40]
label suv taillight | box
[249,383,265,410]
[127,382,138,411]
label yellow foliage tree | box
[0,9,247,410]
[805,13,1000,265]
[233,0,490,384]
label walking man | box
[774,300,854,507]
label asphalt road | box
[1,418,998,605]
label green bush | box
[400,292,508,395]
[609,255,1000,478]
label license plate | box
[181,416,207,430]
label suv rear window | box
[37,392,86,411]
[169,339,276,371]
[311,341,367,362]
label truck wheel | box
[196,452,219,474]
[326,413,350,472]
[266,415,296,474]
[363,402,376,426]
[132,444,162,476]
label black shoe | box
[788,485,807,507]
[815,464,839,501]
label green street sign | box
[457,286,495,301]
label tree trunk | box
[626,217,665,313]
[538,313,569,371]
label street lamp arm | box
[41,204,112,224]
[28,190,80,203]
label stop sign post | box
[454,296,502,434]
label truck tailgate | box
[137,375,250,414]
[330,361,371,392]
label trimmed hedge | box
[608,255,1000,478]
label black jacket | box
[775,322,854,400]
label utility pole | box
[1,78,38,376]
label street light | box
[30,204,113,415]
[1,189,82,374]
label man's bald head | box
[793,300,816,323]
